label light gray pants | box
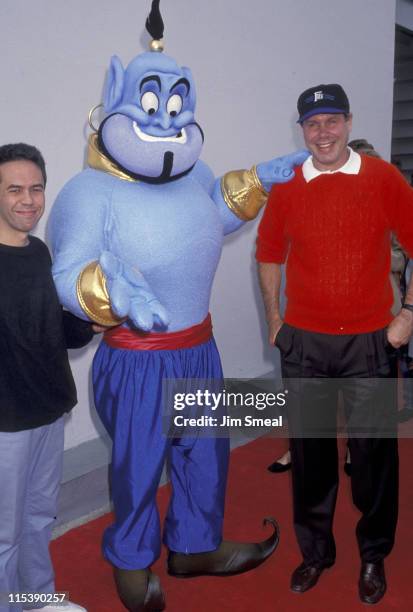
[0,417,64,611]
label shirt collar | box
[302,147,361,183]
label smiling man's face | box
[0,160,45,246]
[301,113,352,171]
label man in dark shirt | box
[0,143,96,612]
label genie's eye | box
[141,91,159,115]
[167,94,183,117]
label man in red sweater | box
[256,84,413,605]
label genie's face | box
[99,53,203,183]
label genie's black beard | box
[130,150,190,184]
[160,151,174,180]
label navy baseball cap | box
[297,84,350,124]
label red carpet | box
[51,436,413,611]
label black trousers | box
[276,324,399,568]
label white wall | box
[0,0,397,449]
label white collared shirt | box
[302,147,361,183]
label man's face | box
[301,113,352,171]
[0,160,45,246]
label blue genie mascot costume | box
[49,2,307,610]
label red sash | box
[104,314,212,351]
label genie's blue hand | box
[256,149,310,192]
[99,251,170,331]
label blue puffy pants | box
[93,337,229,570]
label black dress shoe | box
[114,567,165,611]
[267,460,291,473]
[359,561,386,604]
[168,518,279,577]
[290,562,331,593]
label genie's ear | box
[103,55,125,113]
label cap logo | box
[304,91,335,105]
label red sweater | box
[256,156,413,334]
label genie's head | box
[98,50,203,183]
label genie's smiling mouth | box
[132,122,187,144]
